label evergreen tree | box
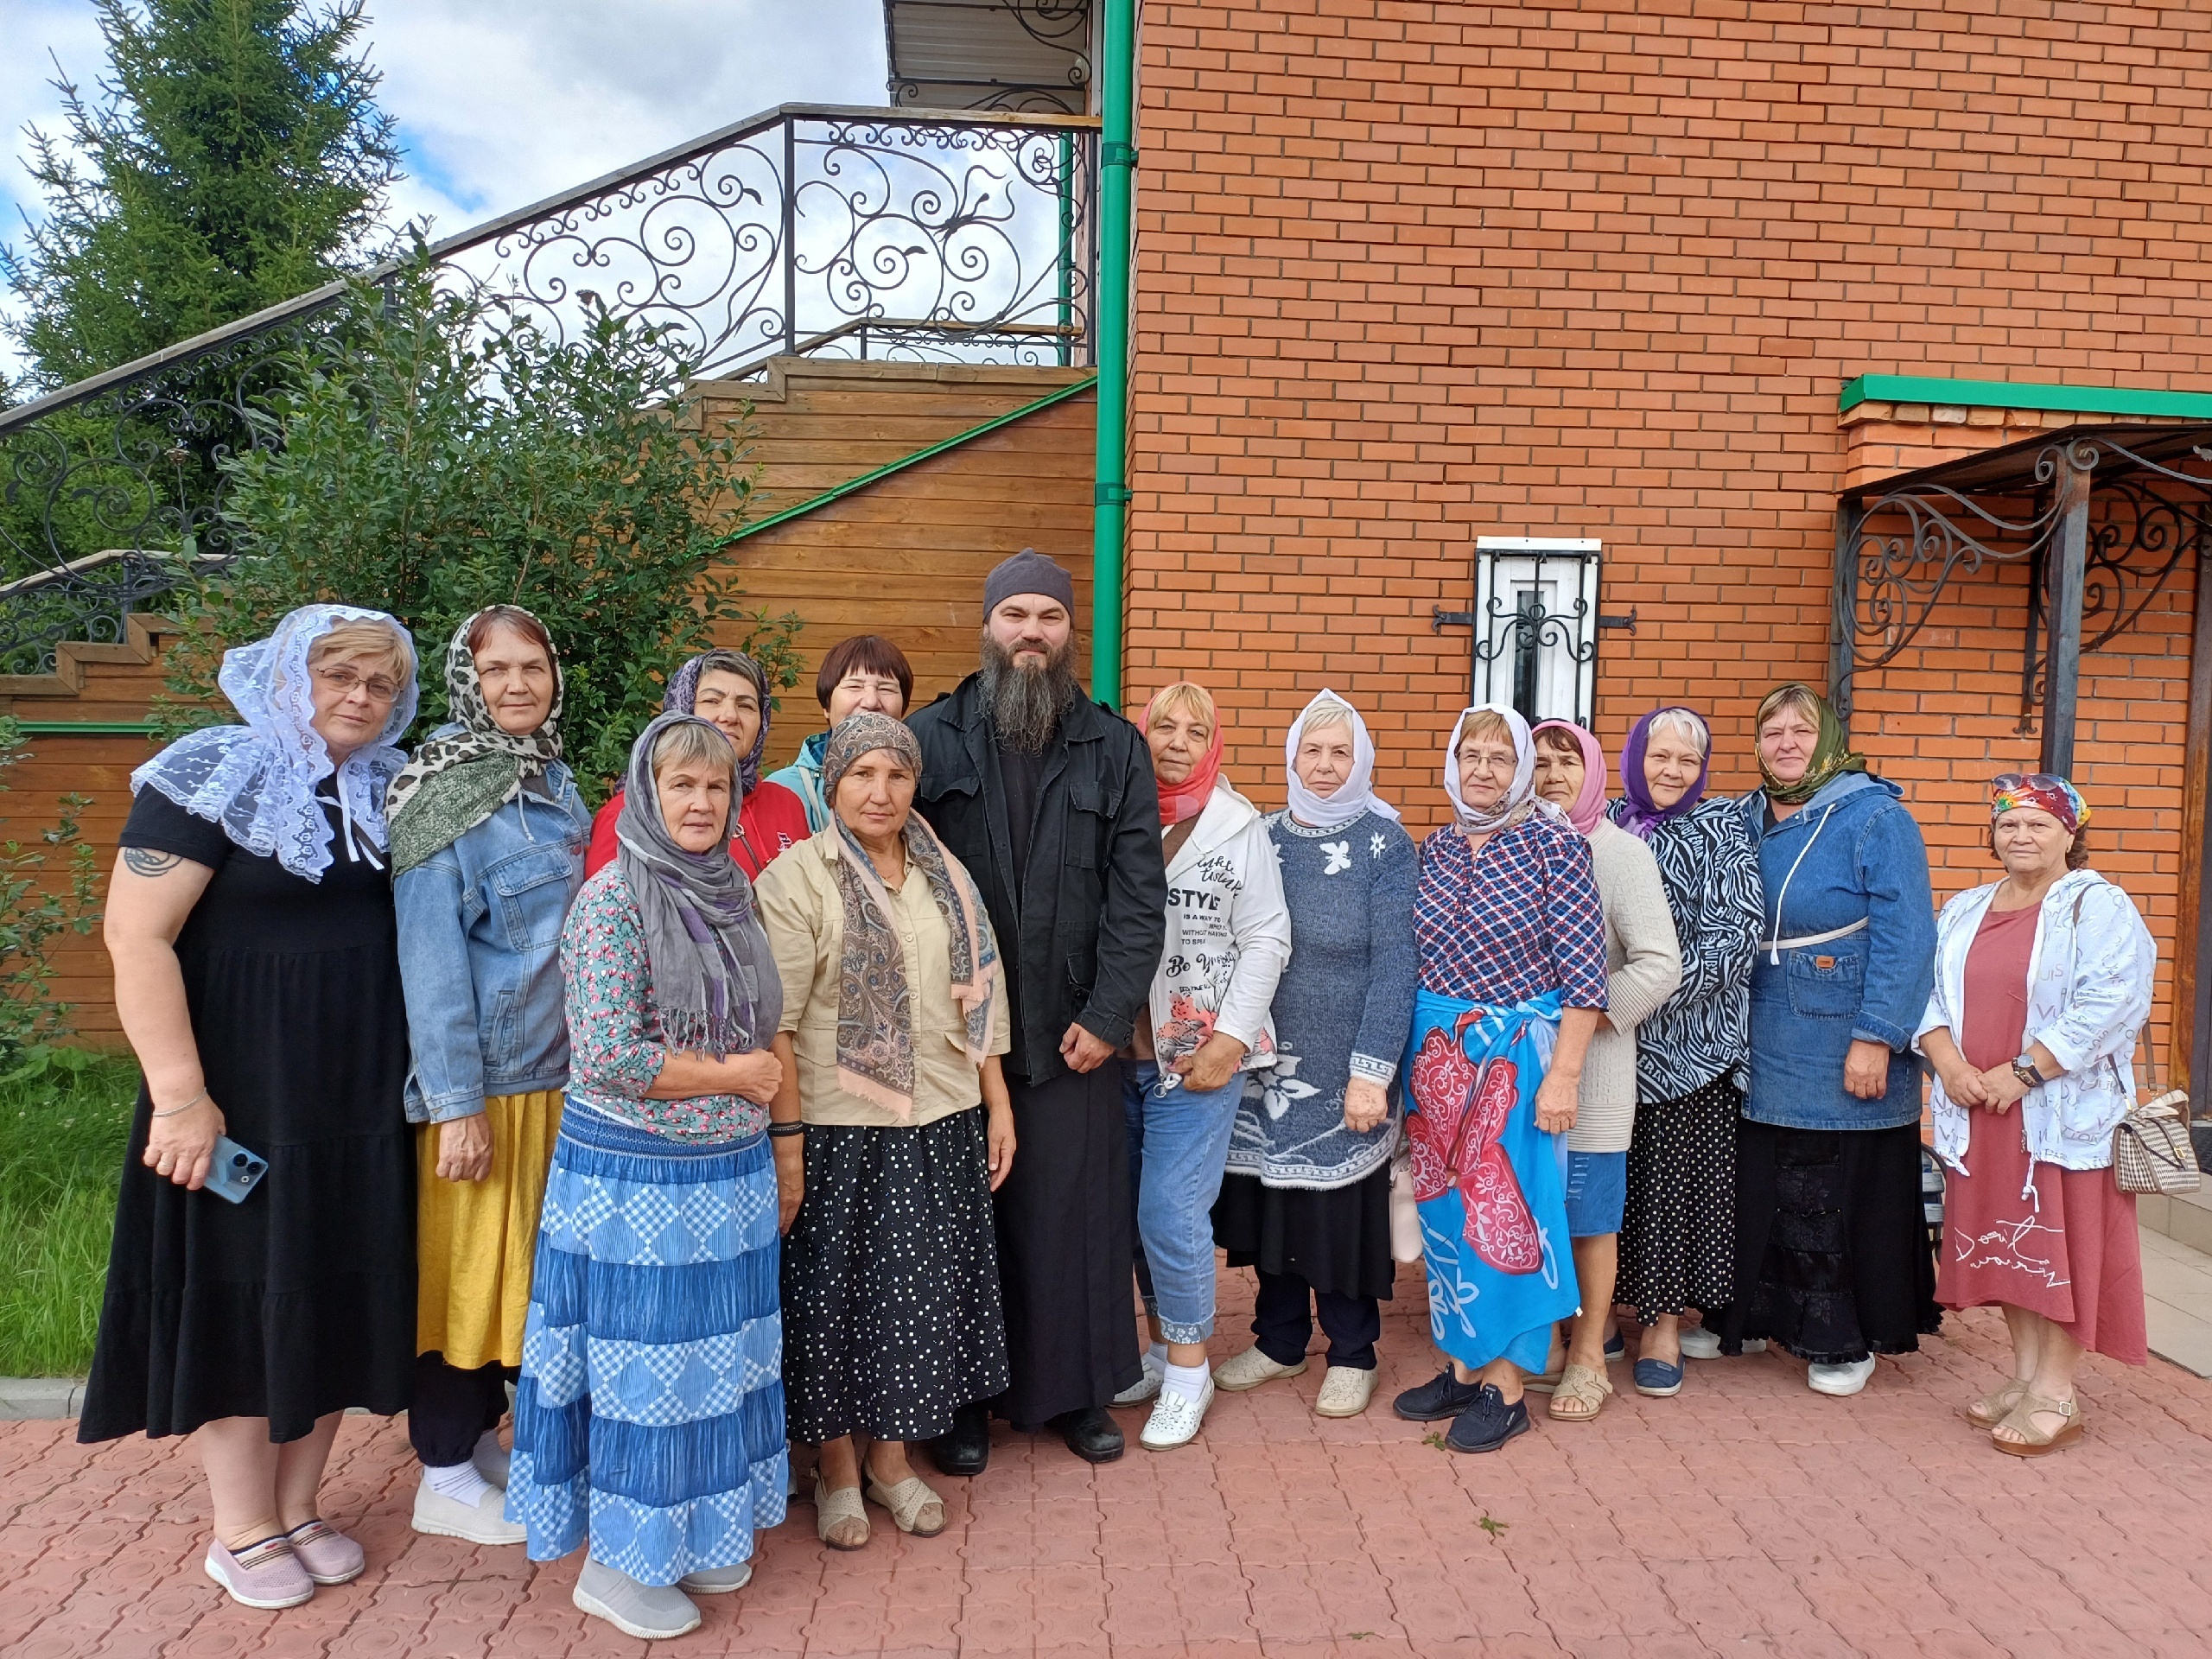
[3,0,401,392]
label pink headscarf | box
[1530,719,1610,838]
[1146,683,1225,828]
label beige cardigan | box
[1569,818,1683,1154]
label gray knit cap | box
[983,548,1075,615]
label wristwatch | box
[2011,1054,2048,1088]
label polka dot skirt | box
[1616,1076,1740,1324]
[779,1108,1009,1445]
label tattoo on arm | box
[122,847,185,878]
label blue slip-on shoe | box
[1604,1332,1626,1363]
[1393,1368,1487,1423]
[1633,1357,1685,1398]
[1444,1384,1531,1454]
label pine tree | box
[3,0,401,393]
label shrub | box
[0,717,101,1057]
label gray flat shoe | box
[677,1560,753,1594]
[574,1560,701,1640]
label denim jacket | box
[1738,772,1936,1132]
[394,750,592,1123]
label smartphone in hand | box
[202,1135,269,1205]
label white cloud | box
[0,0,888,366]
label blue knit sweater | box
[1224,808,1419,1190]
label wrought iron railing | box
[0,102,1099,673]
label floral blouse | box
[557,865,765,1142]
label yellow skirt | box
[416,1090,562,1370]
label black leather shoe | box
[1393,1367,1486,1422]
[928,1403,991,1478]
[1444,1384,1530,1454]
[1052,1406,1125,1464]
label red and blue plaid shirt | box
[1414,810,1610,1009]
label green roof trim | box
[1840,373,2212,420]
[10,721,161,735]
[721,372,1097,547]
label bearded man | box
[906,549,1166,1468]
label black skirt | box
[780,1108,1008,1444]
[1616,1077,1740,1324]
[80,789,415,1444]
[1708,1118,1940,1364]
[1211,1163,1396,1304]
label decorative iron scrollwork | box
[0,104,1098,672]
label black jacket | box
[907,675,1166,1087]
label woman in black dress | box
[82,604,421,1611]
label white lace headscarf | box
[131,604,420,881]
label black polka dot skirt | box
[1615,1076,1740,1325]
[779,1108,1009,1445]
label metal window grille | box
[1433,537,1607,727]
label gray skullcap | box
[983,548,1076,615]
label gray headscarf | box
[613,713,781,1054]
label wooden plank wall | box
[0,359,1099,1042]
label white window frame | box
[1468,536,1603,727]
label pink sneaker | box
[284,1519,365,1586]
[203,1535,315,1609]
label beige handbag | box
[2113,1088,2200,1196]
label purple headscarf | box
[1614,707,1713,840]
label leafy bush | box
[162,257,802,796]
[0,1044,139,1376]
[0,717,101,1057]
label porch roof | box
[883,0,1092,112]
[1842,420,2212,501]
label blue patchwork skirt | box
[504,1106,786,1585]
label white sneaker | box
[1807,1357,1877,1398]
[575,1560,701,1639]
[1113,1351,1166,1406]
[1679,1327,1722,1360]
[1313,1365,1377,1419]
[678,1560,753,1595]
[1140,1376,1215,1450]
[412,1478,529,1545]
[472,1429,511,1490]
[1213,1344,1307,1393]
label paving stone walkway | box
[8,1262,2212,1658]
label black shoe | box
[927,1404,991,1478]
[1393,1367,1486,1423]
[1444,1384,1530,1454]
[1052,1406,1125,1464]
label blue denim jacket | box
[394,753,592,1123]
[1738,772,1935,1132]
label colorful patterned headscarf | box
[1755,683,1866,805]
[664,649,772,795]
[1529,720,1609,838]
[1991,772,2090,834]
[819,712,1000,1122]
[1614,707,1712,840]
[385,607,563,878]
[1442,703,1540,835]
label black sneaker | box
[1392,1367,1486,1422]
[1444,1383,1530,1453]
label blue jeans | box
[1122,1060,1244,1344]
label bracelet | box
[767,1121,806,1139]
[150,1088,209,1120]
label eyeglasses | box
[314,664,402,703]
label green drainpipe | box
[1090,0,1136,709]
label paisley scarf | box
[820,712,1000,1121]
[613,714,780,1055]
[385,607,564,877]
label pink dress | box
[1934,902,2147,1362]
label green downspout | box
[1090,0,1136,709]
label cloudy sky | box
[1,0,888,357]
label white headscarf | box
[1441,702,1538,835]
[131,603,419,881]
[1283,689,1400,830]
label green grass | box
[0,1046,139,1376]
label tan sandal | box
[864,1473,947,1537]
[1964,1378,2028,1429]
[1546,1362,1611,1422]
[1992,1390,2083,1457]
[814,1479,869,1550]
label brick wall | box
[1125,0,2212,1071]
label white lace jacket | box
[1914,868,2154,1177]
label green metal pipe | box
[1090,0,1136,709]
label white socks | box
[1162,1359,1211,1404]
[423,1459,494,1507]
